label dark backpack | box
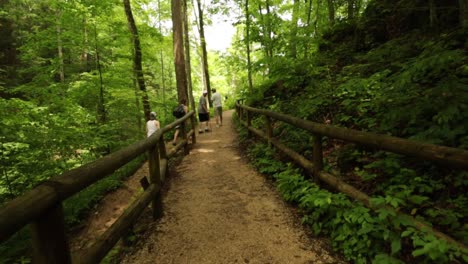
[172,105,185,118]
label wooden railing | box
[236,102,468,253]
[0,111,197,264]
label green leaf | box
[401,230,413,238]
[391,238,401,255]
[408,195,429,205]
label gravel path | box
[120,110,344,264]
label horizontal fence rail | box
[239,104,468,170]
[236,102,468,253]
[0,111,197,264]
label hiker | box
[146,112,160,137]
[211,88,223,127]
[172,99,188,145]
[198,90,210,133]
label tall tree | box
[56,8,65,83]
[172,0,188,102]
[461,0,468,27]
[245,0,253,92]
[289,0,300,58]
[93,23,106,123]
[183,0,195,109]
[327,0,335,26]
[123,0,151,120]
[157,0,168,118]
[195,0,212,101]
[347,0,356,20]
[304,0,314,58]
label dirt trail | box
[120,110,344,264]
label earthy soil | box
[71,110,346,263]
[69,161,149,251]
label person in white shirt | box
[146,112,160,137]
[211,88,222,127]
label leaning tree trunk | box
[123,0,151,121]
[183,0,195,110]
[172,0,188,103]
[196,0,212,101]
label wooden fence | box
[0,111,197,264]
[236,102,468,253]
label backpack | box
[172,104,185,118]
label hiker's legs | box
[198,113,210,132]
[219,106,223,125]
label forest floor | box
[71,110,346,264]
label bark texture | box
[123,0,151,120]
[172,0,188,103]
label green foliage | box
[240,113,467,263]
[247,143,283,175]
[0,155,145,264]
[0,0,179,261]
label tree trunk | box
[327,0,335,27]
[257,3,272,60]
[56,10,65,83]
[304,0,313,58]
[429,0,437,29]
[290,0,300,58]
[347,0,355,20]
[460,0,468,27]
[183,0,195,110]
[133,74,142,132]
[195,0,211,101]
[245,0,253,92]
[265,0,273,58]
[172,0,188,103]
[81,18,91,72]
[123,0,151,121]
[94,23,106,123]
[306,0,313,28]
[314,0,322,34]
[158,0,168,119]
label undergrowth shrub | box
[0,155,146,264]
[239,127,468,263]
[242,26,467,263]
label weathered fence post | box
[264,115,273,146]
[247,110,252,137]
[30,202,71,264]
[312,134,323,182]
[191,114,197,144]
[181,121,189,155]
[158,137,167,161]
[148,144,163,220]
[158,136,168,182]
[240,107,243,120]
